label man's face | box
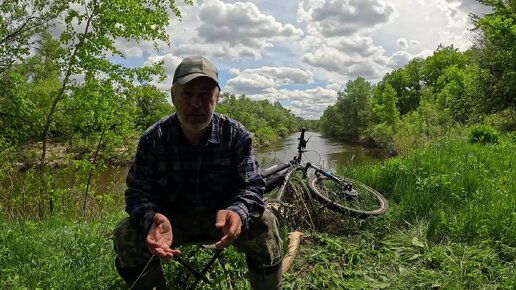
[171,77,219,133]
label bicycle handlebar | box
[296,128,307,162]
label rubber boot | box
[248,258,283,290]
[115,257,167,290]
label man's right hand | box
[146,213,181,259]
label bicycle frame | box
[264,128,356,203]
[263,128,330,201]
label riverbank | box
[6,131,287,171]
[1,134,514,288]
[6,141,135,171]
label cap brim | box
[175,73,219,87]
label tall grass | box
[346,135,515,246]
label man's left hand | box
[214,210,242,249]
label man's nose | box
[190,94,202,107]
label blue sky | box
[114,0,490,120]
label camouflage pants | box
[113,209,282,271]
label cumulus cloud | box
[225,66,313,94]
[302,36,395,80]
[445,0,491,16]
[279,87,339,119]
[397,37,408,48]
[298,0,396,37]
[174,0,304,59]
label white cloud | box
[225,66,314,95]
[298,0,396,37]
[172,0,304,59]
[301,36,395,81]
[397,37,408,48]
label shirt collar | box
[207,113,221,144]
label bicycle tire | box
[307,174,388,217]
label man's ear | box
[216,88,221,102]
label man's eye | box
[199,92,211,99]
[182,91,194,98]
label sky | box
[115,0,491,120]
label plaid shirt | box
[125,112,266,232]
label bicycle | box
[262,128,388,242]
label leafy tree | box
[1,0,191,217]
[0,0,66,74]
[217,93,302,145]
[421,45,469,91]
[0,33,62,144]
[435,62,481,123]
[320,77,371,141]
[132,85,174,131]
[471,0,516,113]
[371,83,399,131]
[319,105,340,137]
[381,61,423,115]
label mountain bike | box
[263,128,388,219]
[262,128,388,271]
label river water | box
[256,131,383,169]
[2,132,384,196]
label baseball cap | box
[172,56,219,88]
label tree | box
[1,0,191,217]
[332,77,371,140]
[0,0,66,74]
[372,83,400,131]
[0,33,62,144]
[132,85,173,131]
[471,0,516,112]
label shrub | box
[468,124,499,144]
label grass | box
[0,134,515,289]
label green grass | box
[1,134,515,289]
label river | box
[1,132,383,197]
[256,131,383,169]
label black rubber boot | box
[248,258,283,290]
[115,257,167,290]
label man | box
[113,56,283,289]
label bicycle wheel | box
[307,174,388,217]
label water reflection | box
[256,131,383,169]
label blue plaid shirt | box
[125,112,266,232]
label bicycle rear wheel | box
[307,174,388,217]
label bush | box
[468,124,499,144]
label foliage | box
[217,93,303,146]
[0,0,66,73]
[392,88,458,155]
[482,107,516,132]
[320,77,371,141]
[468,124,500,144]
[132,85,174,131]
[471,0,516,113]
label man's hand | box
[146,213,181,259]
[214,210,242,249]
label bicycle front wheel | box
[307,174,388,218]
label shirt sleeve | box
[227,129,266,230]
[124,135,159,232]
